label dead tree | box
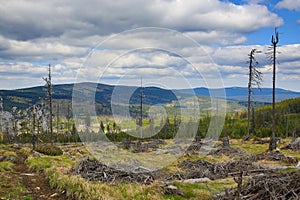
[286,107,290,138]
[56,102,59,142]
[244,49,262,141]
[268,28,279,151]
[139,78,143,139]
[43,64,54,146]
[31,105,37,149]
[0,96,3,134]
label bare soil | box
[3,148,74,200]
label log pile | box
[208,146,246,157]
[186,142,203,152]
[72,158,158,185]
[254,150,298,163]
[181,159,225,180]
[214,171,300,199]
[180,159,264,180]
[120,139,166,153]
[281,139,300,151]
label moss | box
[0,161,14,172]
[34,144,63,156]
[26,156,52,171]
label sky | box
[0,0,299,91]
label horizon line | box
[1,81,300,93]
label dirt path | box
[13,151,72,200]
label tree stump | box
[269,137,277,151]
[122,138,131,149]
[222,136,230,148]
[195,136,201,143]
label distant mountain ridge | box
[0,83,299,111]
[190,87,300,102]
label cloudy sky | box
[0,0,299,91]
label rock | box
[163,185,184,196]
[0,156,6,162]
[7,156,17,162]
[32,150,44,157]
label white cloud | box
[1,43,300,91]
[276,0,300,10]
[0,0,283,40]
[184,31,247,45]
[1,0,300,91]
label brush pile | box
[180,159,265,180]
[208,146,246,157]
[281,139,300,151]
[72,158,159,185]
[254,150,298,163]
[214,171,300,199]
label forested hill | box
[190,87,300,102]
[0,82,299,112]
[256,97,300,114]
[252,98,300,138]
[0,83,186,111]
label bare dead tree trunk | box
[43,64,54,146]
[286,109,289,138]
[32,105,37,149]
[56,102,59,142]
[246,65,252,141]
[269,29,279,151]
[140,78,143,139]
[244,49,262,141]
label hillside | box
[250,97,300,138]
[1,83,299,113]
[189,87,300,102]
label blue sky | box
[0,0,299,91]
[245,4,300,45]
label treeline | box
[225,98,300,138]
[1,97,300,144]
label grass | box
[0,161,14,172]
[230,139,268,154]
[24,143,239,200]
[45,168,164,200]
[281,149,300,160]
[2,139,297,200]
[0,146,17,157]
[168,179,236,200]
[0,145,29,200]
[26,156,53,171]
[200,155,232,163]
